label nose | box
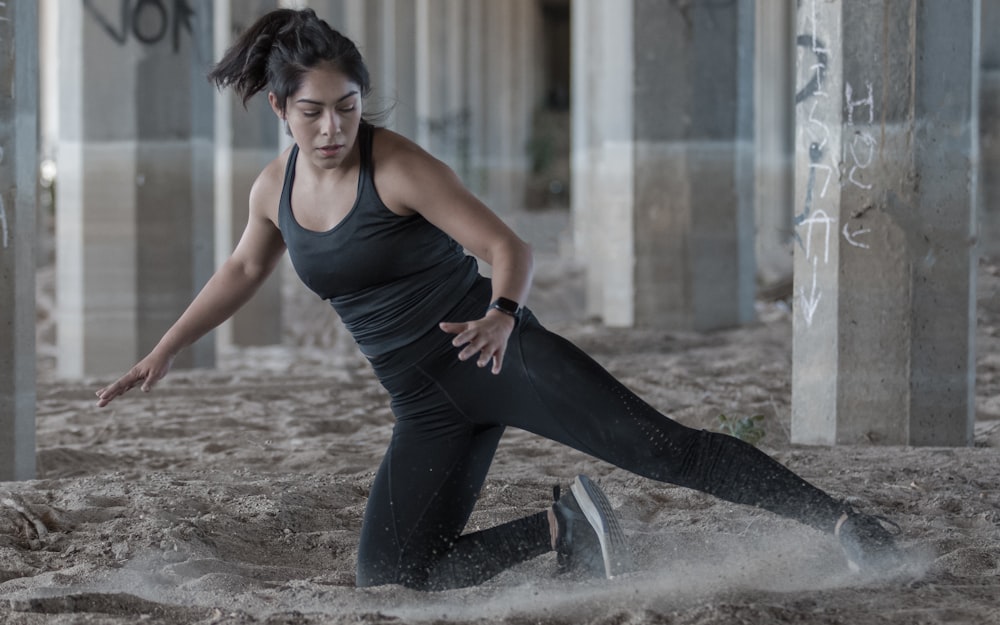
[323,110,341,137]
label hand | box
[439,311,516,375]
[95,350,175,407]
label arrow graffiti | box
[799,257,822,326]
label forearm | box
[152,259,272,357]
[487,238,534,307]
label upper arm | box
[230,160,288,280]
[375,134,528,264]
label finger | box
[438,321,468,335]
[491,350,505,375]
[98,371,141,399]
[96,386,124,407]
[476,349,492,368]
[459,343,480,361]
[453,328,478,349]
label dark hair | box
[208,8,372,118]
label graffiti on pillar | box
[842,222,871,249]
[796,208,836,326]
[794,0,879,326]
[83,0,196,53]
[793,24,836,327]
[844,81,876,190]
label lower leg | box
[422,511,551,590]
[666,429,846,532]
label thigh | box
[355,377,504,588]
[420,311,700,479]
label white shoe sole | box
[570,475,633,578]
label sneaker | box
[835,503,902,572]
[552,475,632,578]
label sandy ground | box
[4,210,1000,625]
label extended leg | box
[421,313,846,533]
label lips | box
[317,144,343,157]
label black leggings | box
[356,288,844,590]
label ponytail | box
[208,8,372,116]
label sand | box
[3,212,1000,624]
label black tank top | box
[278,124,480,357]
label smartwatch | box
[489,297,521,321]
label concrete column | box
[463,0,484,194]
[473,0,538,215]
[571,0,756,329]
[308,1,417,136]
[358,0,416,137]
[790,0,978,446]
[57,0,216,378]
[214,0,282,349]
[980,1,1000,257]
[754,0,795,287]
[570,0,602,318]
[0,0,38,481]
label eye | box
[302,110,320,118]
[338,105,356,113]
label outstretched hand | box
[95,351,175,407]
[439,312,516,375]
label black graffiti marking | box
[793,31,830,250]
[794,141,824,227]
[84,0,128,44]
[132,0,167,44]
[793,142,825,248]
[83,0,195,53]
[794,34,828,104]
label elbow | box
[503,237,533,273]
[518,239,535,274]
[225,255,273,287]
[482,235,534,275]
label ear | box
[267,92,284,119]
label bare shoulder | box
[249,145,295,224]
[369,127,457,213]
[369,127,431,168]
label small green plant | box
[717,413,766,446]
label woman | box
[96,8,900,590]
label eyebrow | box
[296,91,359,105]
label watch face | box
[492,298,520,314]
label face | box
[270,62,363,171]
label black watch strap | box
[489,297,521,319]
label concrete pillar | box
[214,0,283,349]
[0,0,38,481]
[414,0,468,172]
[570,0,756,329]
[308,0,418,136]
[57,0,216,378]
[359,0,418,138]
[790,0,978,446]
[310,0,537,215]
[754,0,795,287]
[981,0,1000,257]
[570,0,602,318]
[464,0,484,193]
[472,0,538,215]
